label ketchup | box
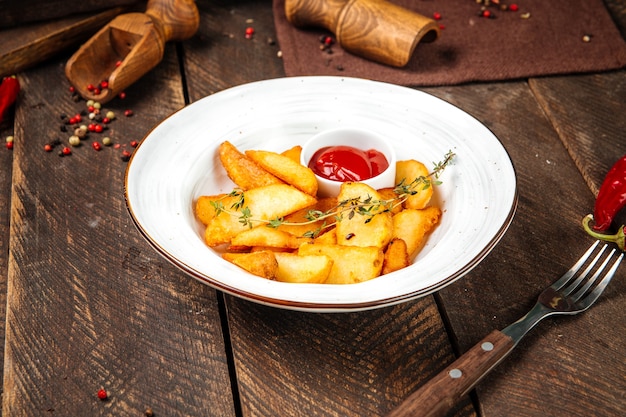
[308,145,389,182]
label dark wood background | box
[0,0,624,416]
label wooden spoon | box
[65,0,199,103]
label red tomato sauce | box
[308,145,389,182]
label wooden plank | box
[0,0,139,28]
[0,8,127,78]
[426,78,626,416]
[184,0,285,100]
[3,46,236,415]
[0,98,15,417]
[226,297,475,417]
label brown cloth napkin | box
[273,0,626,86]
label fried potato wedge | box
[298,243,384,284]
[335,182,393,249]
[281,145,302,164]
[245,149,318,196]
[274,252,333,283]
[382,238,410,275]
[231,226,312,250]
[313,228,336,245]
[222,251,278,279]
[395,160,433,209]
[376,187,403,215]
[392,206,442,258]
[276,197,337,237]
[195,194,228,226]
[219,141,283,190]
[204,184,317,246]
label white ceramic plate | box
[125,76,517,312]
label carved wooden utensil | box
[284,0,440,67]
[65,0,199,103]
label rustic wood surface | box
[0,0,624,416]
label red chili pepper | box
[592,155,626,231]
[0,76,20,124]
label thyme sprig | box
[210,150,455,237]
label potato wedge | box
[246,149,318,196]
[219,141,283,190]
[222,251,278,279]
[313,228,336,245]
[277,197,337,238]
[274,252,333,283]
[231,226,312,250]
[195,194,228,226]
[281,145,302,164]
[335,182,393,249]
[382,238,410,275]
[392,207,442,258]
[395,160,433,209]
[204,184,317,246]
[376,187,404,215]
[298,243,384,284]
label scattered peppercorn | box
[121,150,131,161]
[433,12,442,20]
[245,27,255,39]
[61,147,71,156]
[145,408,154,417]
[124,109,133,117]
[97,388,108,400]
[92,141,102,151]
[130,140,138,148]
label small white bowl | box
[301,127,397,197]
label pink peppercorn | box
[87,84,95,92]
[115,60,122,67]
[44,143,53,152]
[433,12,442,20]
[92,142,102,151]
[130,140,138,147]
[118,91,126,99]
[124,109,133,117]
[482,10,491,18]
[97,388,107,400]
[94,124,103,133]
[62,147,71,155]
[6,141,13,150]
[100,80,109,89]
[102,117,111,124]
[509,4,519,11]
[245,27,254,39]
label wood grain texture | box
[427,78,626,416]
[184,0,285,100]
[0,8,127,79]
[0,0,140,28]
[226,297,475,417]
[3,45,235,416]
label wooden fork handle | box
[387,330,515,417]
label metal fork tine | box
[552,240,600,291]
[562,244,608,297]
[572,247,615,302]
[578,251,624,309]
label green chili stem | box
[582,214,625,251]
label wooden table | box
[1,1,625,416]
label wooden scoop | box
[65,0,199,103]
[285,0,440,67]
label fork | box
[387,241,623,417]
